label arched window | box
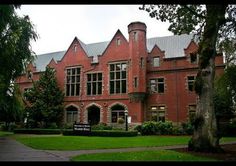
[66,106,78,123]
[111,105,125,123]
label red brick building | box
[16,22,224,126]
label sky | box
[16,5,172,55]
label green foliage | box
[0,5,37,126]
[181,122,194,135]
[91,123,112,130]
[91,130,138,137]
[0,84,25,130]
[139,121,158,135]
[214,66,236,117]
[62,129,138,137]
[25,67,64,128]
[117,117,125,124]
[13,128,62,134]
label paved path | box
[0,137,68,161]
[1,136,236,161]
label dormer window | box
[27,70,32,80]
[73,44,78,53]
[190,53,197,64]
[153,57,160,67]
[116,38,121,46]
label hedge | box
[62,129,138,137]
[13,128,62,134]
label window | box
[66,106,78,123]
[87,73,102,95]
[153,57,160,67]
[73,44,78,53]
[150,78,164,93]
[134,77,138,88]
[150,106,166,122]
[109,62,127,94]
[65,67,81,96]
[188,105,196,123]
[27,70,32,80]
[116,38,121,46]
[190,53,197,64]
[23,88,31,100]
[187,76,195,91]
[111,105,125,123]
[134,31,138,41]
[140,57,144,68]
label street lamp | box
[124,109,128,131]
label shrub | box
[140,121,158,135]
[181,122,194,135]
[91,123,112,130]
[134,125,142,133]
[117,118,125,124]
[14,128,62,134]
[91,130,137,137]
[156,121,174,135]
[62,129,138,137]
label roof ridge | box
[36,50,66,56]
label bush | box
[134,125,142,133]
[14,128,62,134]
[117,118,125,124]
[91,130,138,137]
[156,121,174,135]
[140,121,158,135]
[91,123,112,130]
[181,122,194,135]
[62,129,138,137]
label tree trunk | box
[188,5,227,152]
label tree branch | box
[182,5,206,19]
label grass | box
[14,135,190,150]
[71,150,219,161]
[0,131,13,137]
[12,134,236,151]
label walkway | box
[1,136,236,161]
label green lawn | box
[0,131,13,137]
[12,134,236,151]
[71,150,219,161]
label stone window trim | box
[65,66,81,97]
[187,75,196,92]
[149,105,167,122]
[65,104,80,124]
[109,61,128,95]
[86,72,103,96]
[107,102,128,124]
[149,77,165,94]
[152,56,160,67]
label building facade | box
[16,22,225,126]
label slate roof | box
[33,33,194,72]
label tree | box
[25,67,64,128]
[140,4,236,152]
[0,84,25,130]
[0,5,37,127]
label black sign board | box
[73,123,91,136]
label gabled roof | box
[33,33,195,72]
[147,34,194,58]
[34,51,66,71]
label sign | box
[73,123,91,135]
[128,116,131,123]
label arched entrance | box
[87,105,100,125]
[111,104,125,123]
[66,105,78,123]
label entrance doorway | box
[87,105,100,125]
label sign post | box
[73,122,91,136]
